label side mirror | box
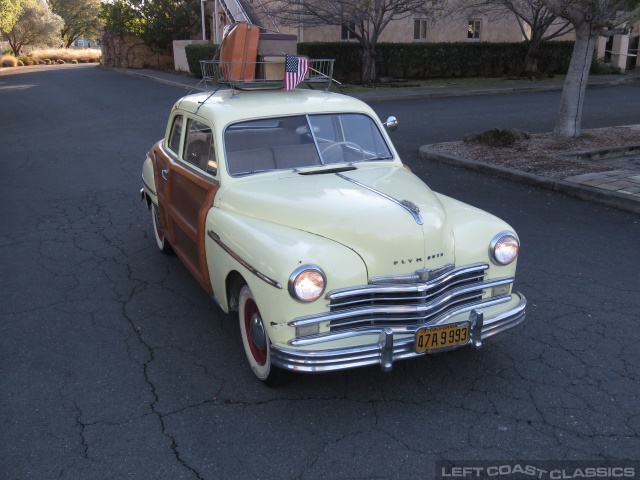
[384,116,398,131]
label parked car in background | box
[141,87,526,385]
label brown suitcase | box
[220,22,260,82]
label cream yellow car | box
[141,88,526,385]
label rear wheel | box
[238,285,285,386]
[151,203,174,254]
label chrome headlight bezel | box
[489,231,520,266]
[288,265,326,303]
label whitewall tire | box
[151,203,174,255]
[238,285,284,386]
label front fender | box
[205,208,368,344]
[435,193,519,280]
[141,153,157,205]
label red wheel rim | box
[244,298,267,366]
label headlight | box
[288,265,326,302]
[490,232,519,265]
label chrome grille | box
[325,263,495,331]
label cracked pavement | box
[1,65,639,479]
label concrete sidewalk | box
[112,66,640,214]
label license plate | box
[414,323,469,354]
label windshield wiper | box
[298,166,357,175]
[365,155,394,161]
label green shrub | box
[17,59,24,66]
[17,55,36,66]
[590,57,622,74]
[71,59,78,64]
[298,40,575,82]
[57,59,65,64]
[185,43,219,77]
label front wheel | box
[238,285,285,386]
[151,203,174,255]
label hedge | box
[298,41,575,82]
[185,43,219,78]
[185,40,575,82]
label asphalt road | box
[1,65,639,480]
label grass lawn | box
[334,75,569,93]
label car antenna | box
[194,84,225,114]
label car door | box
[153,113,220,295]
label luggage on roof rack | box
[199,58,336,91]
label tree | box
[99,0,200,53]
[4,0,63,55]
[0,0,37,36]
[48,0,101,48]
[262,0,444,84]
[458,0,573,75]
[98,0,143,36]
[540,0,640,136]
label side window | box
[183,119,217,175]
[413,19,427,41]
[468,20,481,40]
[341,22,357,41]
[168,115,183,154]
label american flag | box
[284,54,309,91]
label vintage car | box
[141,87,526,385]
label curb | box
[348,76,639,102]
[418,145,640,214]
[109,67,206,92]
[108,66,640,102]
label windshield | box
[224,113,393,176]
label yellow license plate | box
[415,323,469,353]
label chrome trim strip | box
[207,230,283,290]
[335,173,424,225]
[289,294,512,346]
[326,263,489,300]
[141,175,157,197]
[291,276,513,327]
[270,293,526,373]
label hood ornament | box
[400,200,420,215]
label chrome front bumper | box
[270,292,526,373]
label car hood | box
[217,166,455,278]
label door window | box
[183,119,217,175]
[168,115,183,154]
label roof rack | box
[199,58,335,91]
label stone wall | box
[100,27,173,69]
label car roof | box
[173,88,377,126]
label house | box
[178,0,638,72]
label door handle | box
[161,169,169,180]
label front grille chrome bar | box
[326,263,489,302]
[289,293,512,346]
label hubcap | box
[244,299,267,365]
[250,313,267,351]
